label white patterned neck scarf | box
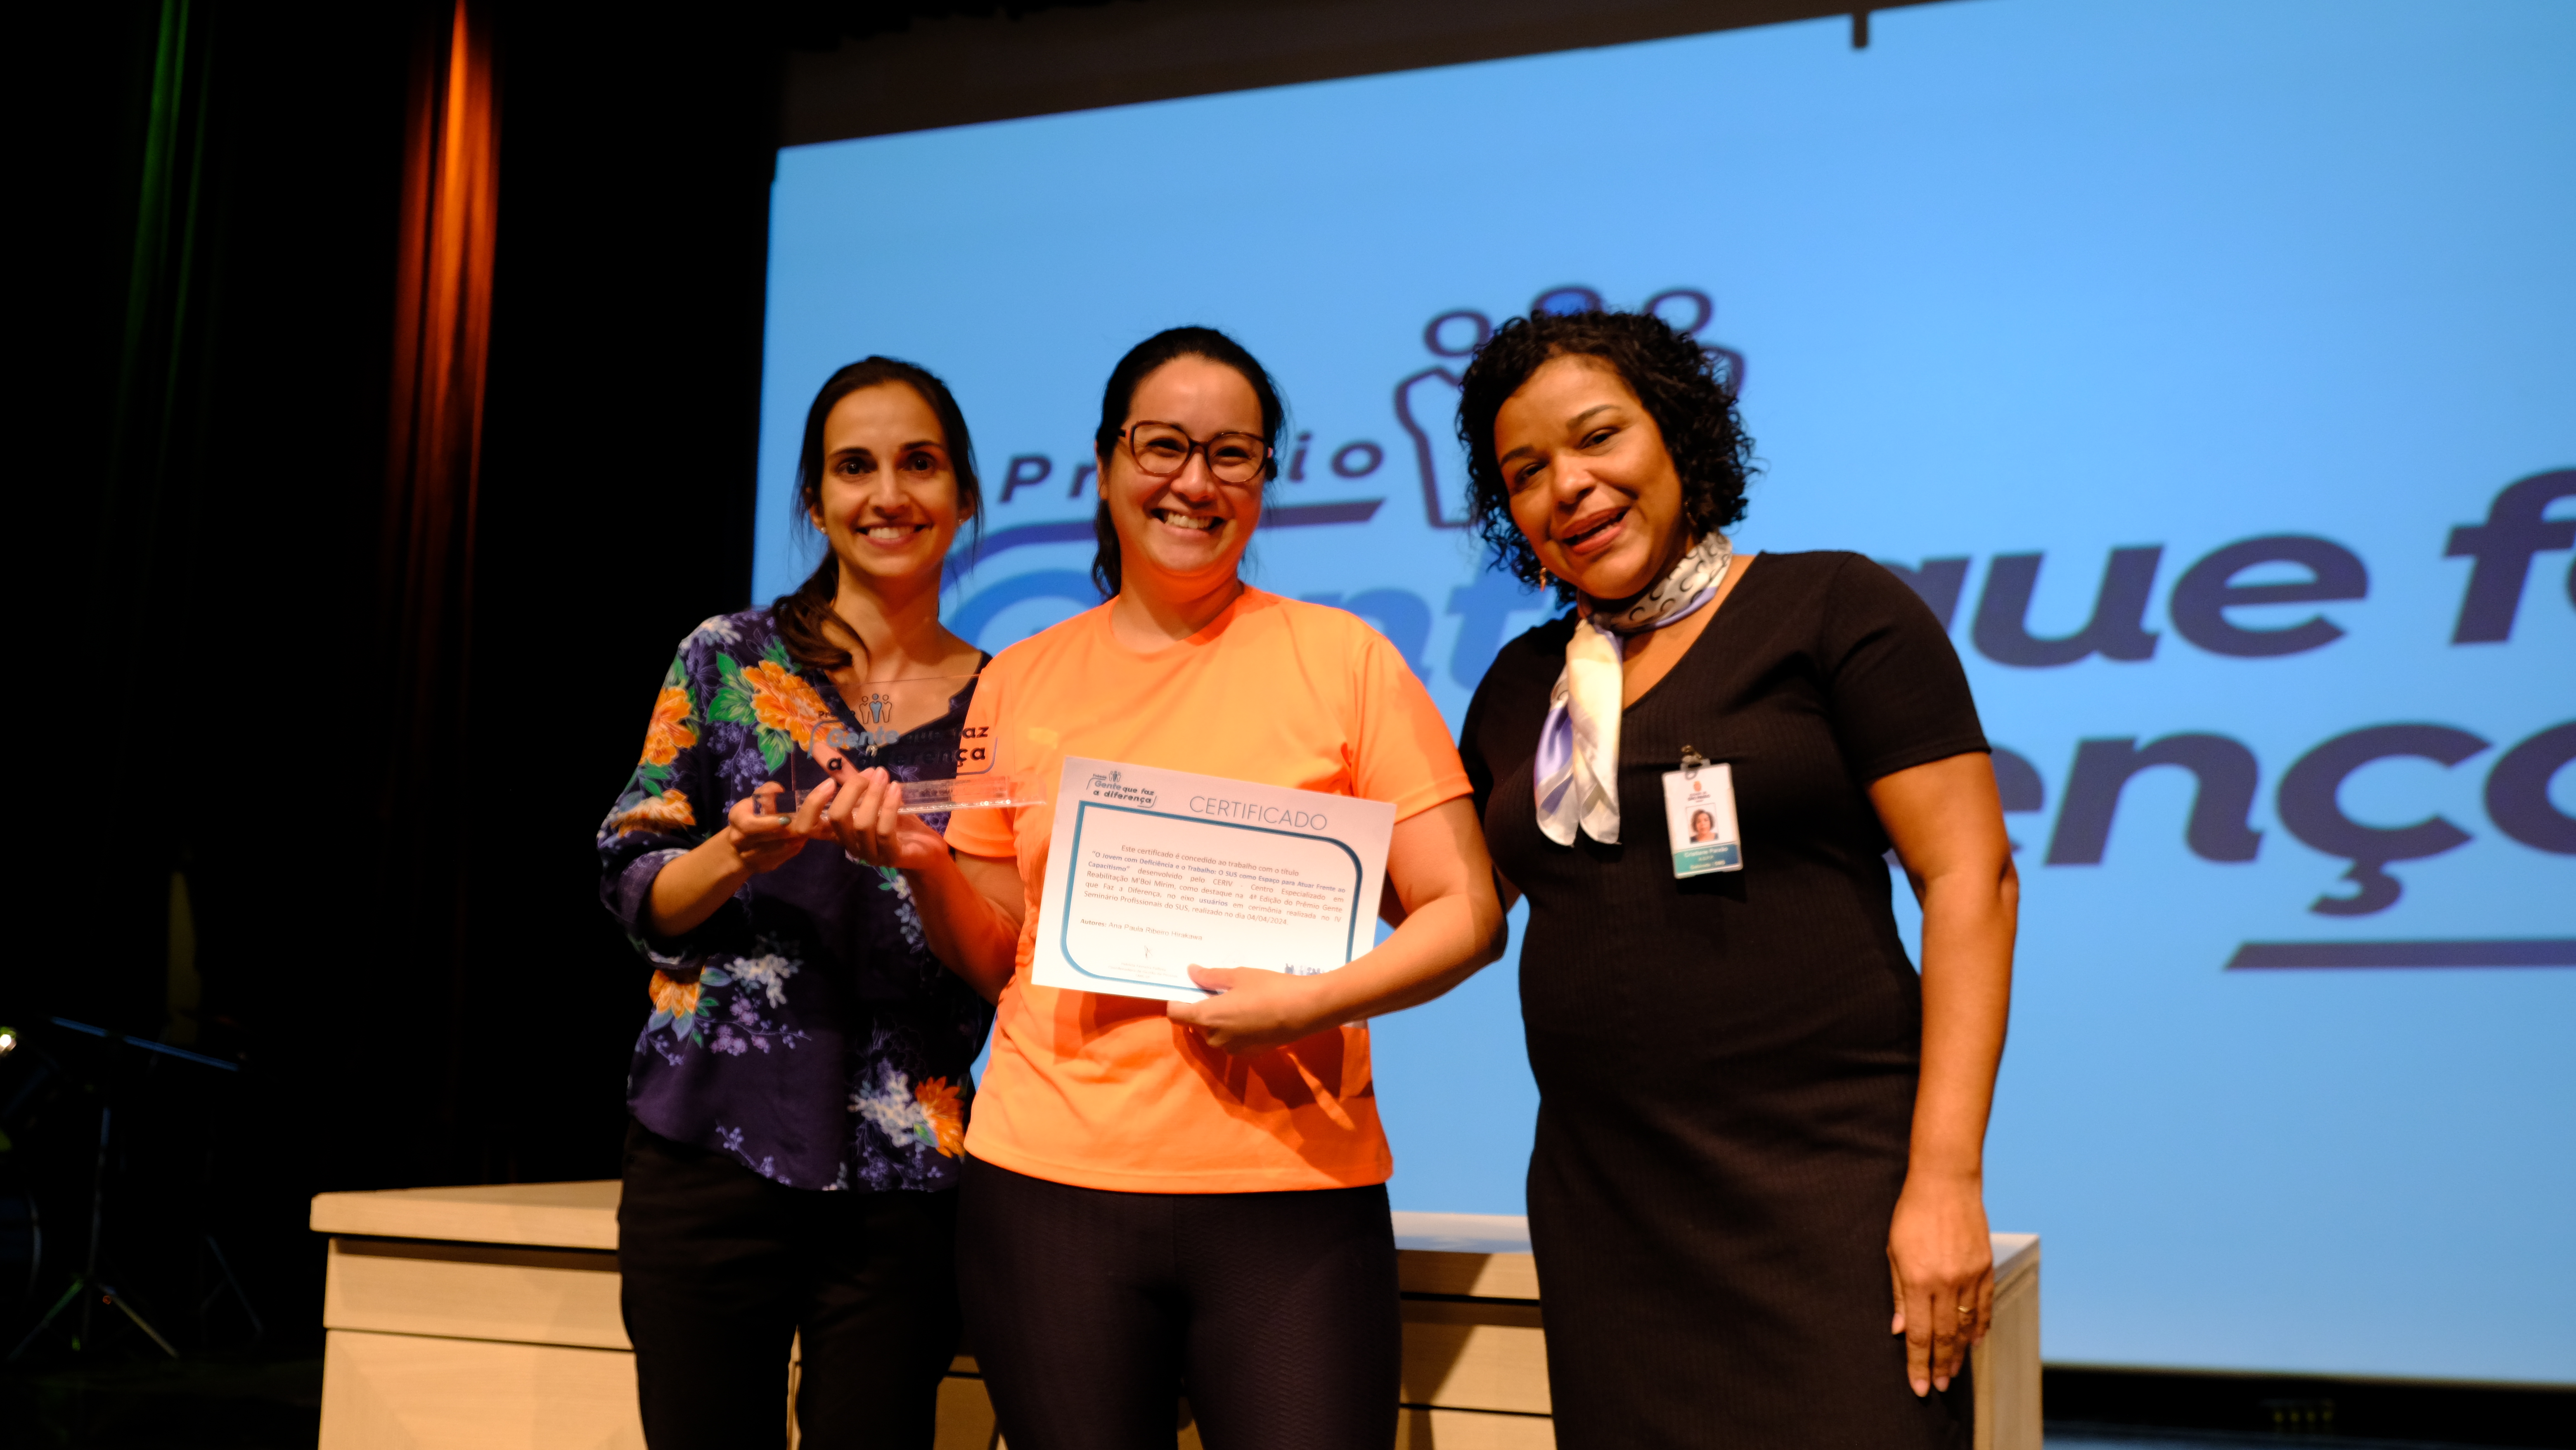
[1534,532,1733,846]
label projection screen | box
[751,0,2575,1383]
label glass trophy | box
[756,673,1045,819]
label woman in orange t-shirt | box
[831,326,1506,1450]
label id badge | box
[1662,747,1743,878]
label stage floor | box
[0,1351,2528,1450]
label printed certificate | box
[1027,756,1396,1004]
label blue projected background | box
[754,0,2576,1383]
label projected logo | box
[946,282,1744,667]
[1923,470,2574,969]
[1395,285,1747,529]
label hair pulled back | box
[1088,326,1285,600]
[773,357,983,673]
[1455,309,1755,602]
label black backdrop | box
[15,0,784,1345]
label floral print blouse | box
[597,607,992,1192]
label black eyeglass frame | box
[1118,421,1272,484]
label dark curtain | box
[460,3,779,1188]
[79,0,227,1041]
[10,0,777,1353]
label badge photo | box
[1662,752,1742,878]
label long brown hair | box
[773,358,983,672]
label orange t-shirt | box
[942,588,1471,1193]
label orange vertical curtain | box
[378,2,497,1163]
[383,0,498,792]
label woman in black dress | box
[1454,310,2016,1448]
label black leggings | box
[956,1155,1402,1450]
[616,1120,962,1448]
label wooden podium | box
[310,1182,2039,1448]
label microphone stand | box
[7,1018,244,1363]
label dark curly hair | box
[1455,309,1755,602]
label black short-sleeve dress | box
[1460,552,1990,1449]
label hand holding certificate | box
[1028,756,1396,1010]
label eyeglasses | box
[1121,422,1269,484]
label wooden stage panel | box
[311,1183,2039,1449]
[1395,1407,1560,1449]
[312,1180,620,1250]
[1390,1213,1546,1301]
[931,1373,1001,1450]
[1977,1234,2043,1450]
[319,1329,645,1450]
[914,1386,1564,1450]
[324,1237,628,1350]
[1398,1298,1551,1415]
[1396,1248,1542,1301]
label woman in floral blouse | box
[597,357,996,1448]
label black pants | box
[956,1155,1402,1450]
[617,1120,962,1449]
